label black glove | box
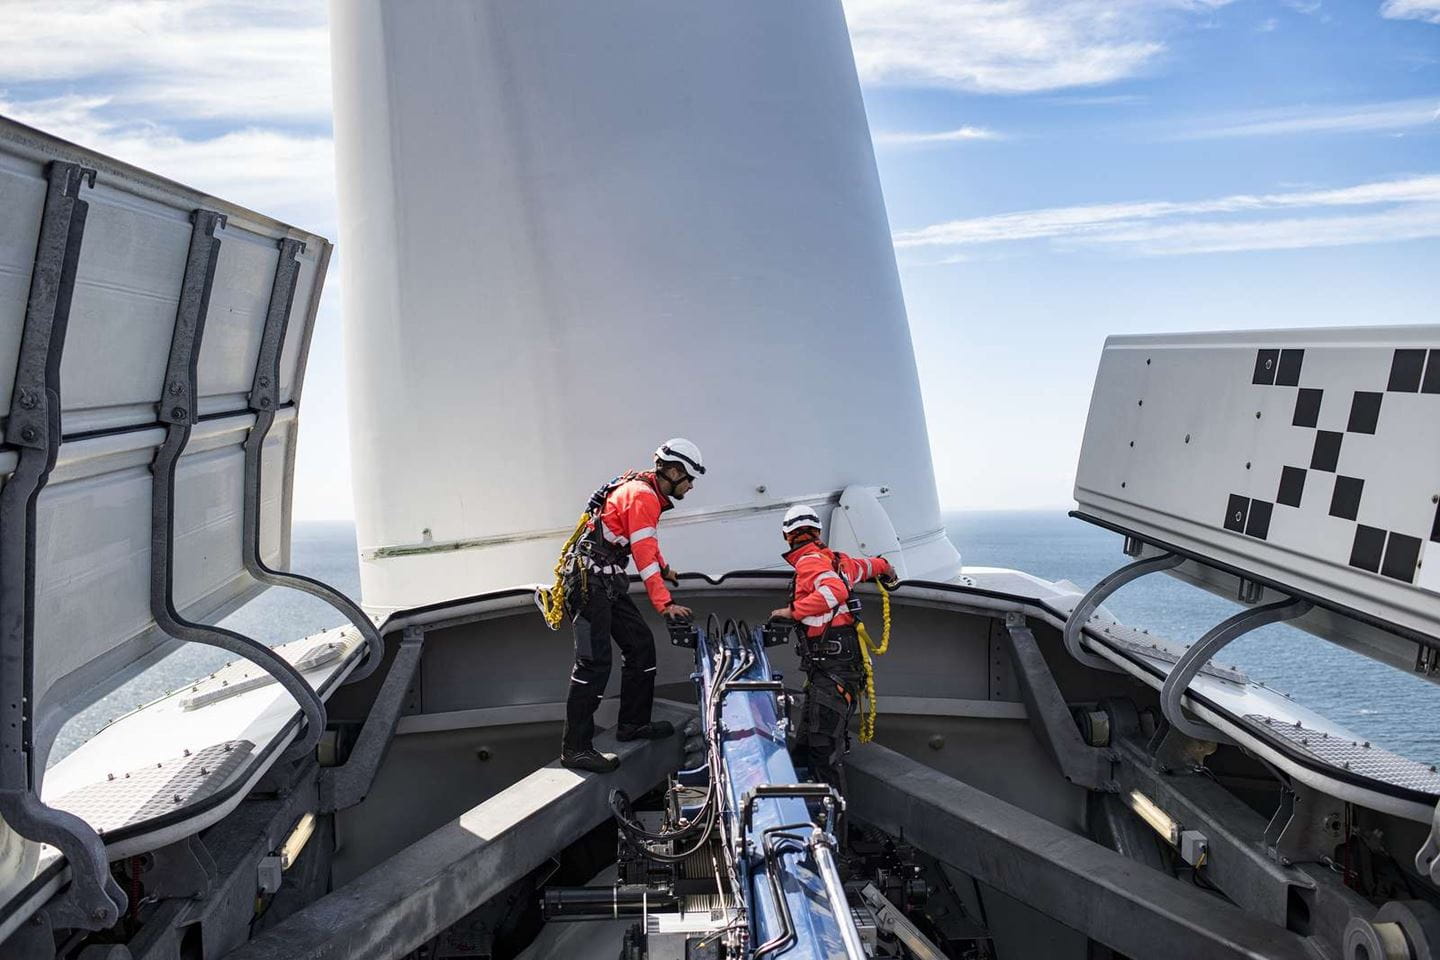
[878,573,901,590]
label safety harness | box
[787,544,893,743]
[536,471,655,630]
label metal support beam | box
[0,160,126,933]
[148,210,326,763]
[1160,597,1311,742]
[240,237,382,685]
[227,710,687,960]
[1111,733,1307,928]
[1062,552,1184,672]
[1109,724,1372,958]
[317,626,425,812]
[846,741,1314,960]
[1000,613,1117,791]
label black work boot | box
[616,720,675,742]
[561,748,620,773]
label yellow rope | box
[856,580,891,743]
[536,513,590,631]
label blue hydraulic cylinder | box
[692,623,862,959]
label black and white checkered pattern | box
[1224,347,1440,586]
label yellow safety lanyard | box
[855,580,891,743]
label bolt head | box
[171,406,187,420]
[19,425,37,442]
[17,389,37,409]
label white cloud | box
[0,0,330,123]
[0,93,335,235]
[1381,0,1440,24]
[1072,204,1440,255]
[893,175,1440,255]
[875,126,1005,146]
[843,0,1232,93]
[1180,96,1440,138]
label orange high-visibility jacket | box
[782,541,893,638]
[589,472,674,612]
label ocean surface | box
[52,512,1440,767]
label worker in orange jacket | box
[559,439,703,773]
[770,504,897,792]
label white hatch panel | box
[1075,326,1440,645]
[0,116,332,765]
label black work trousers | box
[561,575,658,753]
[795,646,863,794]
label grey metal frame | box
[0,160,128,933]
[1418,803,1440,884]
[318,626,426,812]
[1062,552,1184,671]
[1001,613,1118,791]
[226,709,689,960]
[847,740,1315,960]
[240,236,382,685]
[1159,597,1312,742]
[148,210,326,763]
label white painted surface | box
[330,0,959,615]
[1074,326,1440,643]
[827,485,907,577]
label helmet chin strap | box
[655,463,688,499]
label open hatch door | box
[0,116,376,937]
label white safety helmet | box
[781,504,823,535]
[655,438,705,479]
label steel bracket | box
[240,238,382,684]
[1417,800,1440,884]
[1062,552,1184,672]
[149,210,326,763]
[1263,783,1345,866]
[1160,597,1311,742]
[318,626,425,812]
[2,908,55,960]
[140,835,218,900]
[0,161,127,933]
[1001,613,1118,791]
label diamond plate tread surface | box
[51,740,254,835]
[1094,620,1248,684]
[1247,714,1440,795]
[180,631,352,711]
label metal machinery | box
[541,615,881,960]
[3,1,1440,957]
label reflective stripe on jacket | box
[782,540,894,638]
[588,471,674,611]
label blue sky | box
[2,0,1437,516]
